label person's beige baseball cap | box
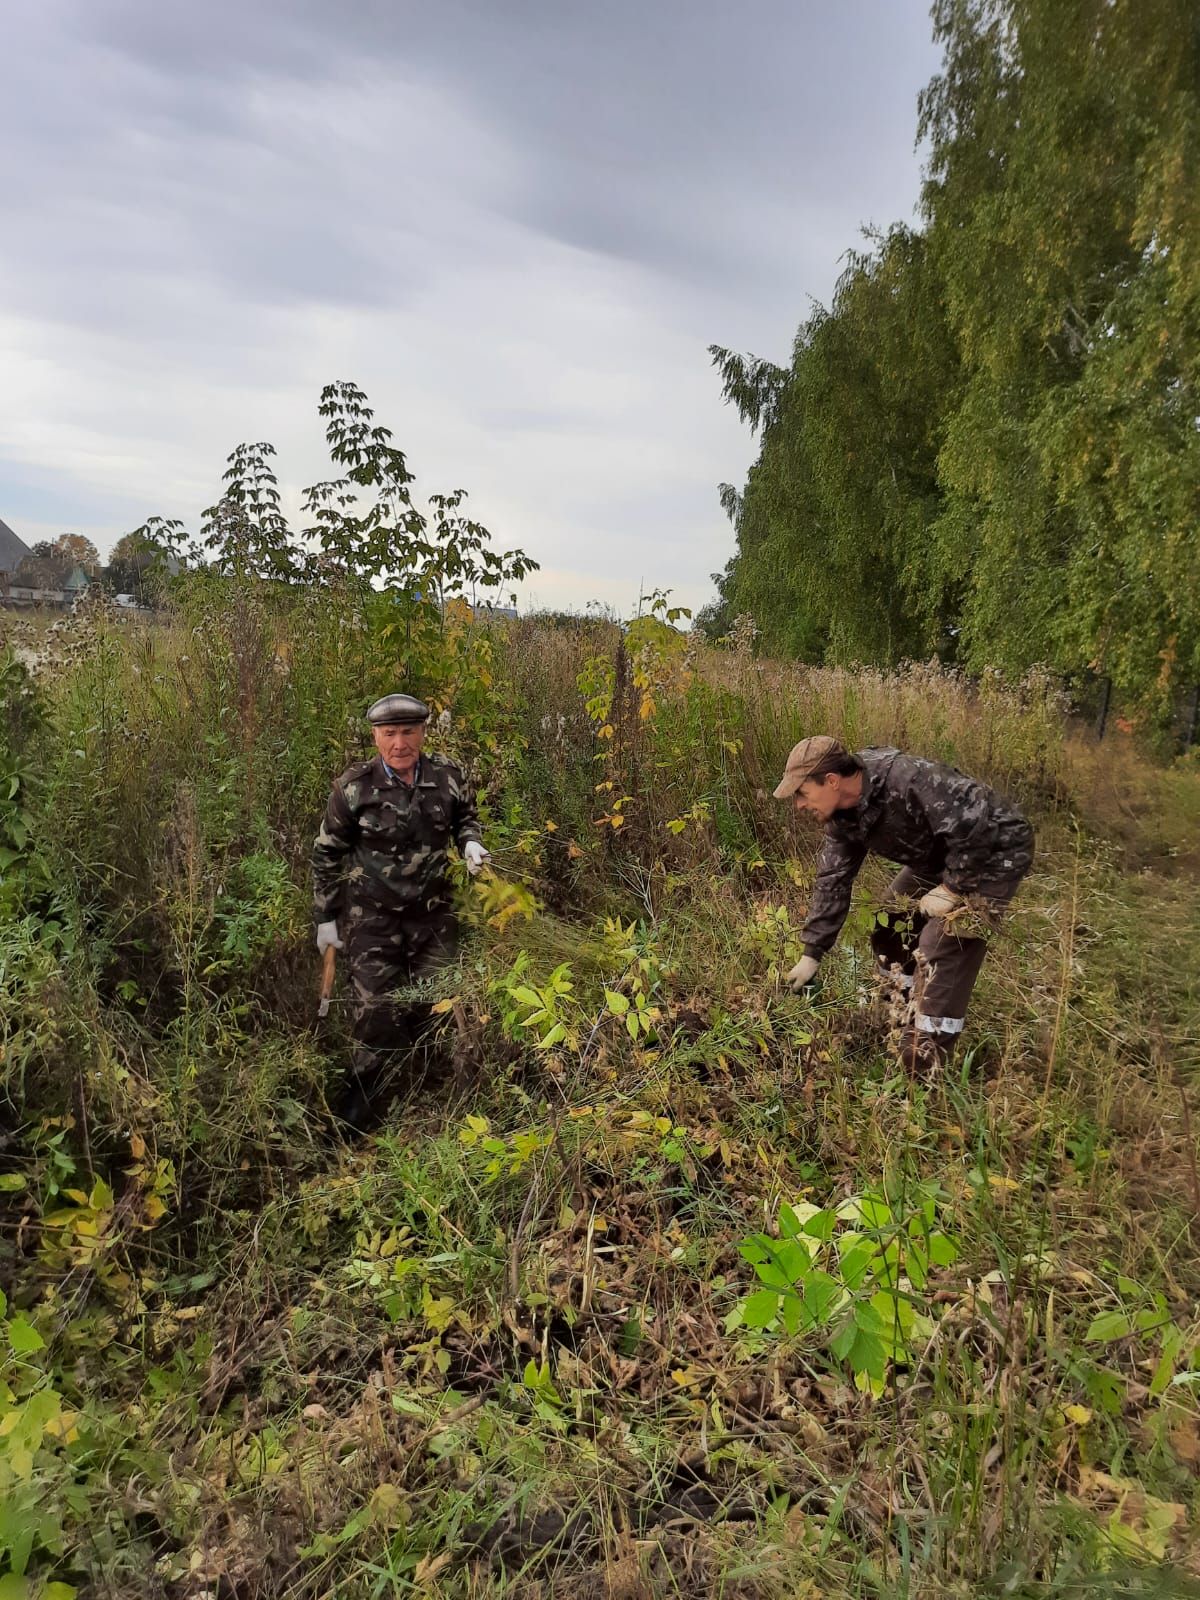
[772,735,846,800]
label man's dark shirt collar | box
[376,755,439,790]
[380,756,420,787]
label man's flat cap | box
[773,735,846,799]
[367,693,430,726]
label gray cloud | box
[0,0,938,612]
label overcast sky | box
[0,0,939,613]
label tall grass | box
[0,588,1197,1598]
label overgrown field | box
[2,584,1199,1599]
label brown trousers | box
[868,867,1019,1033]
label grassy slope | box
[1,606,1199,1599]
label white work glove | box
[463,841,490,876]
[786,954,821,992]
[918,885,965,919]
[315,920,343,954]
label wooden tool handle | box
[318,944,337,1017]
[320,944,337,997]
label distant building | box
[0,518,95,610]
[0,516,33,579]
[61,565,91,601]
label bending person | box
[774,737,1033,1071]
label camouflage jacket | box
[802,748,1034,958]
[312,754,482,923]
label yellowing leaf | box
[413,1551,452,1582]
[1168,1421,1200,1465]
[1064,1404,1092,1426]
[430,997,458,1014]
[422,1288,456,1334]
[130,1132,146,1160]
[610,814,625,830]
[544,819,558,831]
[369,1483,406,1526]
[42,1410,80,1444]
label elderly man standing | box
[313,693,490,1130]
[774,737,1033,1071]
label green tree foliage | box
[713,226,960,665]
[103,528,178,599]
[173,381,539,607]
[17,536,101,588]
[716,0,1200,716]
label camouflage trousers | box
[869,866,1025,1059]
[337,903,458,1129]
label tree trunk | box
[1182,682,1200,755]
[1094,676,1112,741]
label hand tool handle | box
[318,944,337,1018]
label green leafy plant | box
[491,953,580,1051]
[597,918,664,1040]
[521,1359,568,1430]
[209,851,303,969]
[0,1290,79,1592]
[729,1186,961,1394]
[1083,1273,1200,1406]
[458,1115,555,1181]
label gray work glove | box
[463,841,491,876]
[918,885,965,919]
[786,954,821,991]
[316,920,343,954]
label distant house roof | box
[0,517,32,575]
[62,565,91,591]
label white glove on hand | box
[786,955,821,991]
[316,920,343,954]
[464,841,491,876]
[918,885,965,919]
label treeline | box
[709,0,1199,724]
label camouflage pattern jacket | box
[312,754,482,923]
[802,748,1034,958]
